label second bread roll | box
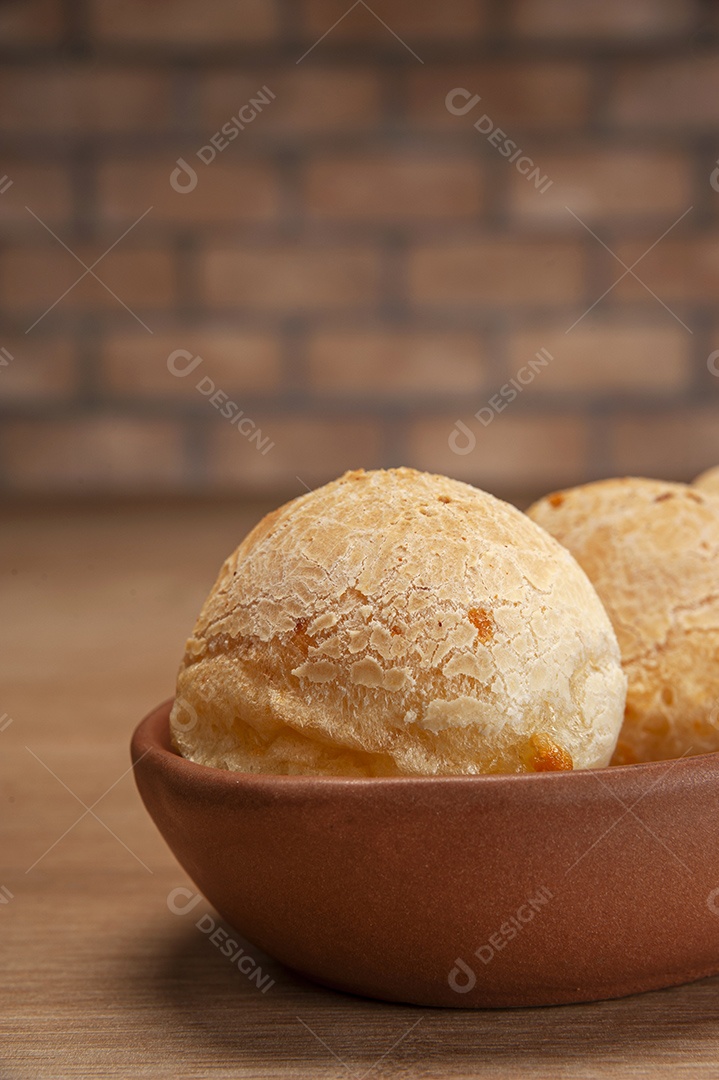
[694,465,719,496]
[528,477,719,765]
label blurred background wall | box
[1,0,718,505]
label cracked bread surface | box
[528,477,719,765]
[171,467,626,776]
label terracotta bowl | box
[132,700,719,1009]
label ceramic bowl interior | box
[132,700,719,1008]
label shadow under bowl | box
[132,700,719,1009]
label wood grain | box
[2,501,719,1079]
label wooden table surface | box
[4,500,719,1080]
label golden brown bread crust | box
[171,468,626,776]
[528,477,719,765]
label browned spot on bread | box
[292,617,315,658]
[390,625,402,636]
[526,733,573,772]
[687,491,704,503]
[655,493,674,503]
[468,606,495,643]
[437,495,451,503]
[548,492,565,508]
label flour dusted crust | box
[528,477,719,765]
[694,466,719,496]
[171,468,626,776]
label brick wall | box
[1,0,718,502]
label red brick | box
[1,246,175,317]
[610,55,719,129]
[610,410,719,480]
[0,161,73,228]
[407,413,587,492]
[0,67,173,133]
[0,418,187,492]
[199,70,380,135]
[0,338,77,401]
[407,63,590,131]
[0,0,64,43]
[610,234,719,306]
[305,156,483,221]
[510,0,696,39]
[299,0,486,43]
[307,331,486,397]
[103,330,281,397]
[511,150,692,224]
[205,416,384,491]
[90,0,279,44]
[201,246,380,311]
[409,239,586,308]
[507,321,689,395]
[98,160,281,225]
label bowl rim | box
[132,698,719,792]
